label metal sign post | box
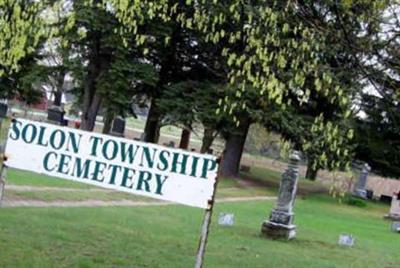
[194,158,221,268]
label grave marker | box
[338,234,354,247]
[47,106,65,125]
[353,162,370,199]
[218,213,235,226]
[261,151,300,240]
[110,117,125,137]
[391,221,400,233]
[385,193,400,220]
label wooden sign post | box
[195,162,220,268]
[0,103,8,203]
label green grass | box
[5,189,153,202]
[125,117,184,138]
[1,163,398,267]
[7,169,94,189]
[0,196,397,268]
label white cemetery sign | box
[4,118,218,209]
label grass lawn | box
[5,188,153,202]
[0,161,398,267]
[4,169,275,201]
[7,169,95,189]
[0,195,397,268]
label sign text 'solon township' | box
[5,119,218,208]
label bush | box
[345,196,367,208]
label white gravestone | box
[391,222,400,233]
[338,234,354,247]
[218,213,234,226]
[388,195,400,220]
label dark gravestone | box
[111,117,125,137]
[366,190,374,200]
[167,141,175,148]
[0,103,8,118]
[47,106,65,125]
[380,195,392,204]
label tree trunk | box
[102,111,113,134]
[201,128,215,154]
[179,128,191,149]
[143,16,180,144]
[53,70,66,107]
[81,91,102,131]
[220,117,251,178]
[144,98,161,143]
[305,161,319,181]
[79,11,111,132]
[53,91,63,107]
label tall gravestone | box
[261,151,301,240]
[353,163,371,199]
[110,117,126,137]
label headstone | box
[380,195,392,204]
[385,193,400,221]
[0,103,8,118]
[338,234,354,247]
[391,221,400,233]
[218,213,234,226]
[167,141,175,148]
[110,117,125,137]
[353,163,371,199]
[261,151,300,240]
[47,106,65,125]
[366,190,374,200]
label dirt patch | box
[0,196,275,208]
[239,174,328,196]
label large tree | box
[354,0,400,178]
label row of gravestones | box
[47,106,126,137]
[261,153,400,239]
[1,104,209,152]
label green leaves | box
[0,0,47,75]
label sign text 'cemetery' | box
[5,119,218,208]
